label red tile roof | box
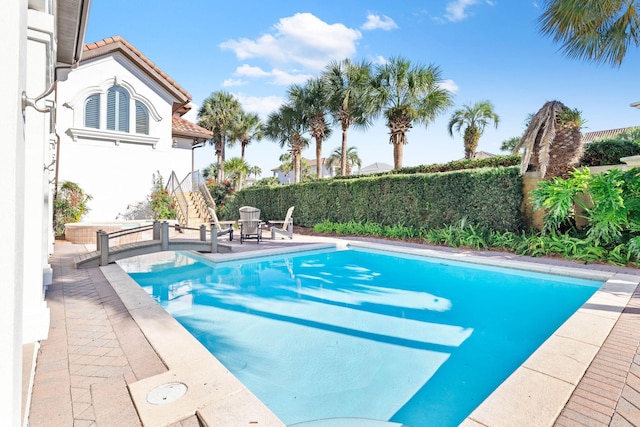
[172,115,212,141]
[82,36,191,113]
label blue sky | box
[85,0,640,178]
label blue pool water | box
[118,247,603,426]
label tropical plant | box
[500,136,522,153]
[252,177,279,187]
[530,167,640,248]
[513,100,584,178]
[53,181,92,236]
[198,91,242,182]
[447,101,500,159]
[538,0,640,66]
[326,146,362,176]
[265,105,309,183]
[228,111,263,162]
[322,58,377,176]
[224,157,250,190]
[149,172,176,220]
[202,163,218,180]
[373,57,454,169]
[206,178,235,216]
[249,165,262,180]
[288,78,332,178]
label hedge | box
[228,166,524,232]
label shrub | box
[579,139,640,166]
[54,181,92,236]
[149,172,176,220]
[230,166,523,232]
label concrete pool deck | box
[28,232,640,426]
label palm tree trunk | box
[216,136,224,182]
[241,142,246,163]
[393,143,403,169]
[293,151,301,183]
[315,137,322,178]
[341,125,348,176]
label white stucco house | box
[56,36,212,221]
[1,3,213,424]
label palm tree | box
[539,1,640,66]
[513,100,584,179]
[322,59,377,176]
[265,105,309,183]
[224,157,250,190]
[447,101,500,159]
[202,163,217,180]
[288,78,332,179]
[229,111,264,163]
[326,146,362,176]
[198,91,242,182]
[248,165,262,180]
[373,57,454,169]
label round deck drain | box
[147,382,187,405]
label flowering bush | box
[149,173,176,220]
[53,181,92,236]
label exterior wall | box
[23,7,54,345]
[56,54,192,221]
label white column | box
[0,0,28,424]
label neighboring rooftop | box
[581,126,638,144]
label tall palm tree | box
[224,157,250,190]
[322,59,377,176]
[229,111,264,163]
[198,91,242,182]
[539,0,640,66]
[326,146,362,176]
[265,105,309,183]
[373,57,454,169]
[447,101,500,159]
[513,100,584,179]
[288,78,332,179]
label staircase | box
[166,171,215,228]
[183,191,211,228]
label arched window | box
[106,86,129,132]
[135,101,149,135]
[84,94,100,129]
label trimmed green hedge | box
[229,166,523,232]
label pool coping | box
[101,240,640,426]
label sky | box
[85,0,640,178]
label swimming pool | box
[118,246,603,426]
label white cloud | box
[445,0,479,22]
[439,79,460,93]
[235,64,271,78]
[219,13,361,71]
[361,14,398,31]
[222,78,247,87]
[234,93,285,118]
[233,64,311,86]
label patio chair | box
[238,206,264,244]
[270,206,295,240]
[208,207,234,241]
